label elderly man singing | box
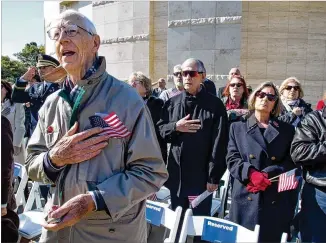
[25,10,168,243]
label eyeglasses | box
[230,83,243,88]
[285,85,300,91]
[182,71,203,78]
[47,24,94,40]
[255,91,278,102]
[173,72,182,77]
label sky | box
[1,1,44,59]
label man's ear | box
[92,35,101,53]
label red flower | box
[47,126,54,133]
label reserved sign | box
[201,219,238,243]
[145,203,163,226]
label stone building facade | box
[44,1,326,105]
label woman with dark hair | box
[1,80,26,165]
[221,76,250,122]
[128,72,167,163]
[227,81,298,242]
[279,77,312,126]
[1,115,19,243]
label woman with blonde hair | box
[128,72,167,162]
[279,77,312,126]
[316,90,326,110]
[227,81,298,242]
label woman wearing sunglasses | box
[279,77,312,127]
[128,72,167,163]
[221,76,250,122]
[227,81,298,242]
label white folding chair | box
[218,170,232,218]
[179,208,260,243]
[18,181,44,240]
[14,162,28,211]
[281,232,288,243]
[146,200,182,243]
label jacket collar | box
[322,106,326,118]
[74,56,108,87]
[247,114,280,153]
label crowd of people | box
[1,9,326,243]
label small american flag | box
[89,112,131,138]
[148,193,158,201]
[278,169,299,192]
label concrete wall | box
[241,1,326,105]
[167,1,242,87]
[94,1,151,81]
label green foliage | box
[1,56,27,83]
[1,42,45,83]
[13,42,45,68]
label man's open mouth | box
[62,51,75,56]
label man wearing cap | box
[25,10,167,243]
[12,54,61,136]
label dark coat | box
[278,98,313,126]
[152,87,166,98]
[227,115,298,242]
[158,89,228,196]
[12,79,60,134]
[1,116,16,211]
[217,86,226,99]
[145,96,167,163]
[202,79,217,96]
[291,107,326,190]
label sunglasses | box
[285,85,300,91]
[173,72,182,77]
[230,83,243,88]
[182,71,203,78]
[255,91,278,101]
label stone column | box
[167,1,242,89]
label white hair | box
[49,9,97,35]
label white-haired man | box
[25,10,168,243]
[158,58,228,241]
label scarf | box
[226,97,242,111]
[281,98,300,112]
[61,58,101,105]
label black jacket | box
[145,96,167,163]
[279,98,312,126]
[1,116,16,211]
[217,86,226,99]
[202,79,217,96]
[227,115,297,242]
[12,79,60,134]
[291,107,326,189]
[158,89,228,196]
